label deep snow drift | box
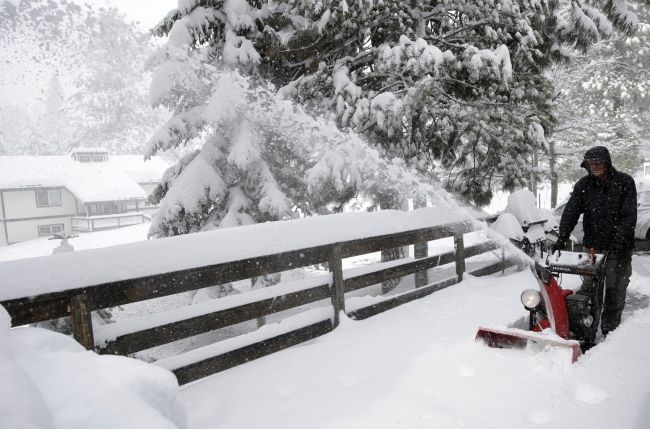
[0,306,186,429]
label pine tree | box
[35,73,72,155]
[550,0,649,203]
[64,8,166,154]
[146,69,432,237]
[151,0,646,206]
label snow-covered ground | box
[0,223,150,263]
[181,260,650,429]
[0,305,187,429]
[1,204,649,429]
[4,258,649,429]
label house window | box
[38,224,64,236]
[36,189,62,207]
[71,151,107,162]
[645,165,650,177]
[88,201,125,215]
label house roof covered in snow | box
[0,155,169,203]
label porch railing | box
[71,213,146,232]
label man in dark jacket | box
[553,145,637,336]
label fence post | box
[414,240,428,288]
[413,194,428,288]
[454,233,465,283]
[69,294,95,350]
[329,244,345,328]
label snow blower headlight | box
[520,289,542,310]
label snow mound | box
[505,189,546,226]
[0,306,187,429]
[491,212,525,241]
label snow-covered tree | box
[549,1,649,204]
[0,0,166,155]
[152,0,646,206]
[147,69,434,237]
[146,62,441,300]
[64,7,167,154]
[34,73,73,154]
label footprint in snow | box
[573,383,608,404]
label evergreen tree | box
[0,0,166,155]
[147,69,432,237]
[548,1,649,206]
[152,0,646,206]
[64,7,166,154]
[35,73,72,155]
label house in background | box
[0,148,169,246]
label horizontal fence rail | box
[1,218,517,385]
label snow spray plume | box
[434,198,534,266]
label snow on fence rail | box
[0,209,513,385]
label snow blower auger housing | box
[476,250,606,362]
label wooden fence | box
[1,219,515,385]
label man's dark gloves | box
[551,238,567,254]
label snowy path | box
[180,256,650,429]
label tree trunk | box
[529,151,538,200]
[413,193,428,288]
[251,273,281,327]
[549,140,558,208]
[378,193,406,294]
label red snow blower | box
[476,249,606,362]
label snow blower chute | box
[476,249,606,362]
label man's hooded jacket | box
[559,146,637,250]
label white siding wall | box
[1,188,75,244]
[6,217,72,244]
[3,188,76,219]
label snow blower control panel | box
[545,251,605,277]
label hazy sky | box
[83,0,178,31]
[0,0,178,113]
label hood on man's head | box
[580,146,612,168]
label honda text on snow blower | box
[476,248,606,362]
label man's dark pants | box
[580,249,633,334]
